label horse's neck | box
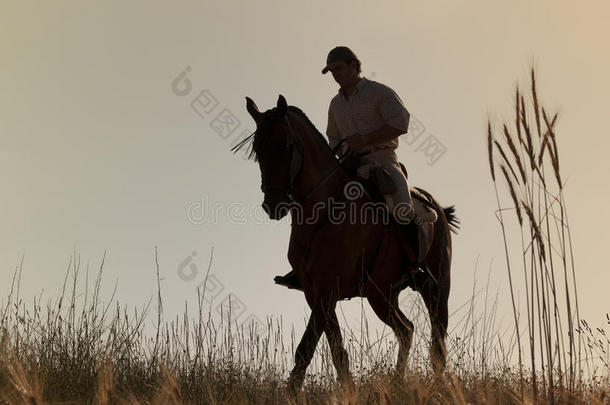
[290,113,345,211]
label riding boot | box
[274,270,303,290]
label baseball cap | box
[321,46,359,74]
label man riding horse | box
[275,46,437,290]
[236,58,458,390]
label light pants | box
[359,148,415,224]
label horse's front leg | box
[287,306,326,393]
[325,307,354,389]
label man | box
[274,46,436,290]
[322,46,437,225]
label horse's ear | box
[277,94,287,117]
[246,96,263,123]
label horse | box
[232,94,459,392]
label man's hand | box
[345,133,368,152]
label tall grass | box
[487,65,608,402]
[1,246,607,403]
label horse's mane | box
[286,106,333,151]
[230,105,334,162]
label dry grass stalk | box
[543,140,561,190]
[500,164,523,226]
[531,67,542,138]
[519,95,537,171]
[520,202,544,253]
[495,140,520,185]
[541,107,562,189]
[533,164,547,188]
[515,86,523,148]
[538,131,550,167]
[538,109,557,161]
[151,363,184,405]
[503,123,527,184]
[0,353,43,405]
[488,120,496,182]
[95,356,117,405]
[538,111,557,167]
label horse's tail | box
[443,205,460,235]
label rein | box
[300,138,353,202]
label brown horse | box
[233,94,459,392]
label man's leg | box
[377,160,425,264]
[382,161,415,224]
[382,161,436,224]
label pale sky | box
[2,1,609,353]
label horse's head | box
[243,95,302,220]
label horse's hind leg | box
[367,292,414,377]
[418,252,450,373]
[325,308,354,388]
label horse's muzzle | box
[262,194,291,220]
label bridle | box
[259,115,302,199]
[260,115,351,204]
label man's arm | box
[326,102,344,154]
[346,86,411,151]
[361,124,404,145]
[346,124,402,151]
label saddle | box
[342,154,436,264]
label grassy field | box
[1,67,608,404]
[0,254,607,404]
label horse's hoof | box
[390,368,406,384]
[430,357,446,375]
[287,370,305,396]
[339,375,356,394]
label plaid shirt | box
[326,76,411,155]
